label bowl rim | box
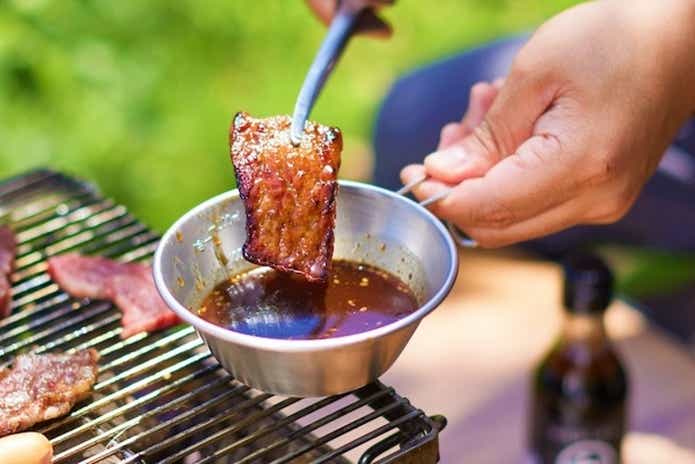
[153,180,458,353]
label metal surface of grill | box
[0,169,444,464]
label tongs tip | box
[290,7,359,147]
[290,118,305,146]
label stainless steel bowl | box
[153,181,458,397]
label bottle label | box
[555,440,617,464]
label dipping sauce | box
[197,260,419,340]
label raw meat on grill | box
[0,350,100,437]
[46,255,115,300]
[230,112,342,283]
[0,226,16,318]
[47,254,180,338]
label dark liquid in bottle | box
[197,260,419,340]
[529,338,628,463]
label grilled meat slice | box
[46,254,116,300]
[109,264,180,338]
[0,226,16,318]
[47,254,180,338]
[230,112,342,283]
[0,350,99,437]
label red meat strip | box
[47,254,180,338]
[0,349,99,437]
[0,226,16,317]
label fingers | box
[400,164,426,185]
[424,144,491,184]
[435,133,571,226]
[354,9,393,38]
[430,81,504,181]
[400,164,452,198]
[401,153,582,248]
[306,0,333,25]
[0,432,52,464]
[437,81,501,150]
[402,134,592,248]
[400,70,565,248]
[426,72,554,186]
[459,82,500,133]
[438,123,465,150]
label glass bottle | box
[528,253,628,464]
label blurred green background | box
[0,0,581,232]
[1,0,694,304]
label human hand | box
[305,0,394,38]
[401,0,695,247]
[0,432,52,464]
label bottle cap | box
[562,252,614,314]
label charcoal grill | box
[0,169,445,464]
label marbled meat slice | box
[0,226,16,318]
[47,254,180,338]
[230,112,342,283]
[0,350,99,437]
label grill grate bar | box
[51,365,228,450]
[133,396,300,464]
[0,170,82,203]
[14,208,136,278]
[96,327,193,373]
[39,350,211,435]
[15,199,118,245]
[159,393,352,464]
[52,379,245,463]
[12,193,96,236]
[201,388,393,464]
[93,338,203,390]
[68,329,133,356]
[0,293,69,329]
[74,384,252,464]
[35,320,122,355]
[0,298,89,343]
[0,304,117,357]
[95,331,149,357]
[52,420,136,464]
[268,402,413,464]
[229,391,401,464]
[311,411,422,464]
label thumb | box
[425,69,556,184]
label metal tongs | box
[290,1,477,248]
[290,1,367,145]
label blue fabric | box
[371,36,695,255]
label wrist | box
[669,0,695,113]
[637,0,695,116]
[682,2,695,113]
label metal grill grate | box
[0,169,444,464]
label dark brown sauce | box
[197,260,419,340]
